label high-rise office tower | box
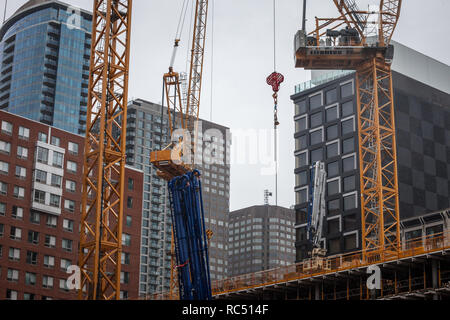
[228,205,295,277]
[125,98,231,297]
[291,41,450,261]
[0,0,92,135]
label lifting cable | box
[266,0,284,206]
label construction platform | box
[210,231,450,300]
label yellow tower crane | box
[78,0,133,300]
[150,0,210,300]
[295,0,402,262]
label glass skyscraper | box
[0,0,92,135]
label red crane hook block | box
[266,71,285,93]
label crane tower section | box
[79,0,133,300]
[294,0,402,262]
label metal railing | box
[144,230,450,300]
[211,231,450,296]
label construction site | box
[0,0,449,303]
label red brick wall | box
[0,111,142,300]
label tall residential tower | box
[0,0,92,135]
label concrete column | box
[432,259,439,300]
[315,283,320,300]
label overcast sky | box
[4,0,450,211]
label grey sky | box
[4,0,450,211]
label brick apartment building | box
[0,110,143,300]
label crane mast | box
[295,0,402,262]
[79,0,132,300]
[150,0,211,300]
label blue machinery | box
[168,170,212,300]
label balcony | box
[294,70,355,94]
[41,95,54,106]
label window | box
[59,279,69,292]
[344,233,357,250]
[128,178,134,190]
[0,140,11,154]
[310,112,322,128]
[121,252,130,265]
[296,116,308,132]
[310,148,323,163]
[296,171,308,187]
[47,215,57,228]
[342,117,355,135]
[9,247,20,261]
[35,170,47,183]
[327,178,341,196]
[122,234,131,246]
[343,155,356,172]
[296,135,307,151]
[310,129,323,145]
[52,152,64,168]
[34,190,46,204]
[50,194,61,207]
[38,132,48,143]
[296,188,308,204]
[126,215,132,227]
[326,124,338,140]
[7,269,19,282]
[64,199,75,213]
[28,231,39,245]
[326,141,339,158]
[327,199,340,215]
[296,151,308,168]
[344,214,357,230]
[326,88,337,104]
[328,218,340,234]
[37,147,49,164]
[0,181,7,195]
[344,193,357,211]
[10,227,22,240]
[43,276,54,289]
[63,219,73,232]
[13,186,25,199]
[68,142,79,155]
[0,161,8,174]
[6,289,18,300]
[17,146,28,159]
[44,255,55,268]
[120,272,130,284]
[18,126,30,139]
[51,174,62,188]
[67,161,77,173]
[0,202,5,216]
[25,272,37,286]
[26,251,38,265]
[343,175,356,192]
[341,81,354,98]
[60,258,72,271]
[328,238,341,254]
[326,105,339,122]
[30,211,40,224]
[51,136,60,147]
[342,101,354,117]
[15,166,26,179]
[343,137,355,154]
[1,121,12,135]
[66,180,76,193]
[309,93,322,110]
[45,235,56,248]
[295,100,307,116]
[127,197,133,209]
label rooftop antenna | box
[3,0,8,24]
[301,0,307,31]
[264,190,273,206]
